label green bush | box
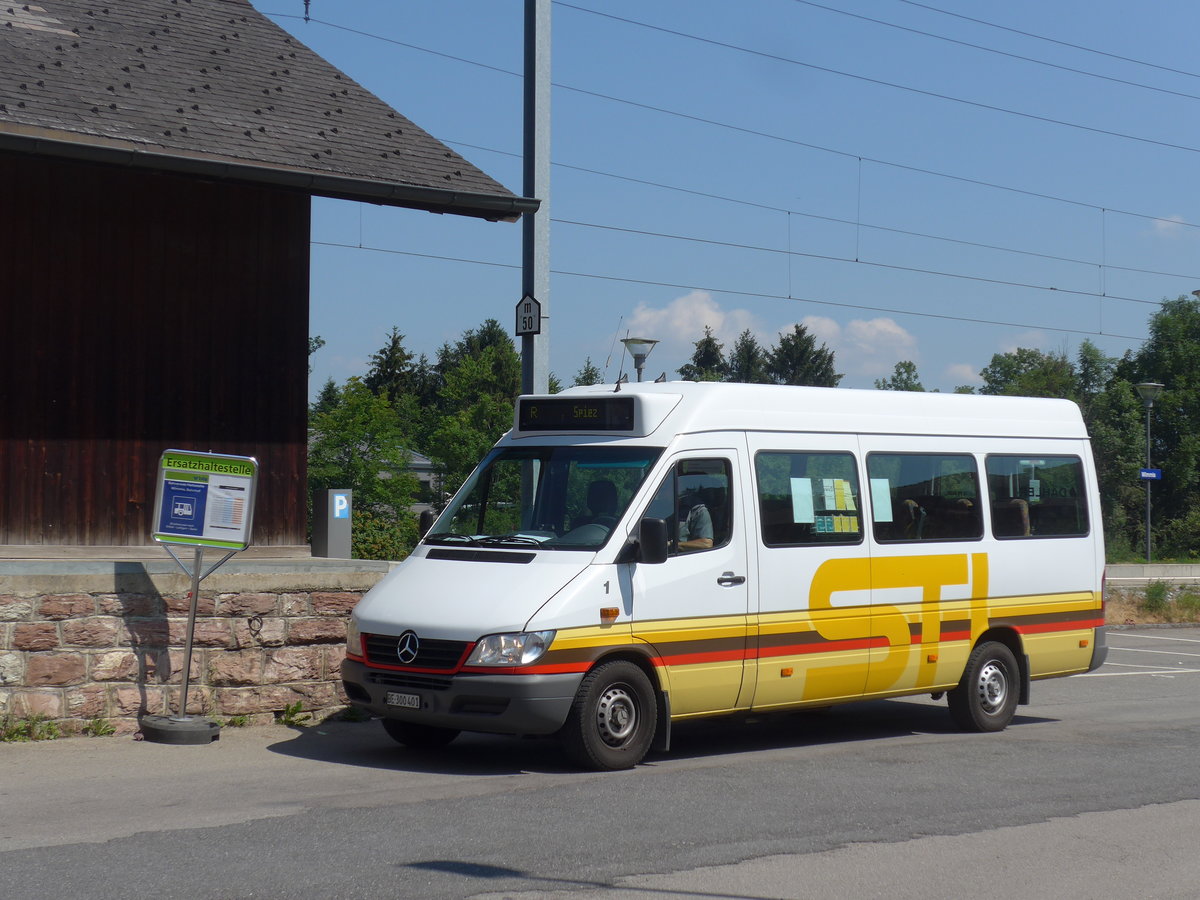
[1154,510,1200,560]
[1142,580,1170,616]
[351,508,418,561]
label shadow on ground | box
[266,696,1055,776]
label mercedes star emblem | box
[395,630,420,665]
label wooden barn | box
[0,1,535,557]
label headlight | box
[345,617,364,660]
[466,630,556,666]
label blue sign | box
[1140,468,1163,481]
[333,492,351,519]
[159,481,208,536]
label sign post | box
[143,450,258,745]
[312,488,352,558]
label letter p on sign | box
[333,493,350,519]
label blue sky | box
[254,0,1200,395]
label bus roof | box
[522,381,1089,441]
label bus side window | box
[986,455,1088,538]
[645,459,733,555]
[754,451,862,546]
[868,453,982,543]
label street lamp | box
[1135,382,1164,563]
[620,337,659,382]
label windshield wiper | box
[424,532,479,545]
[476,535,541,547]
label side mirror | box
[418,508,437,538]
[638,517,669,565]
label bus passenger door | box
[630,450,752,716]
[746,437,872,710]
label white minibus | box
[342,382,1107,769]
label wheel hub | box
[976,661,1008,714]
[596,685,638,747]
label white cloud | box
[621,297,920,383]
[621,291,762,377]
[1151,215,1188,239]
[999,330,1048,355]
[777,315,918,378]
[944,362,980,385]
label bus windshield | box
[425,446,663,551]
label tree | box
[310,376,341,418]
[726,329,769,384]
[978,347,1075,399]
[1124,296,1200,535]
[364,327,415,399]
[875,360,925,392]
[435,318,514,381]
[573,357,604,386]
[308,376,419,521]
[765,324,842,387]
[426,322,522,494]
[678,326,728,382]
[308,335,325,374]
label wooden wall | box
[0,153,310,548]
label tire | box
[381,718,460,749]
[560,660,657,770]
[947,641,1020,732]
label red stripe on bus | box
[1016,617,1104,635]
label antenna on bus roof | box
[613,329,631,387]
[604,316,624,383]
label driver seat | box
[573,479,618,529]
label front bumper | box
[341,658,583,735]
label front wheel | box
[381,718,460,749]
[560,660,657,770]
[947,641,1020,732]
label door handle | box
[717,571,746,587]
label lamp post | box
[1135,382,1164,563]
[620,337,659,382]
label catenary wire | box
[449,139,1200,285]
[273,11,1200,231]
[556,3,1200,158]
[311,239,1146,342]
[790,0,1200,105]
[550,217,1165,307]
[895,0,1200,83]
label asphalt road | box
[3,625,1200,900]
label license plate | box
[385,691,421,709]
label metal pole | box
[1145,404,1152,563]
[176,546,203,720]
[521,0,550,395]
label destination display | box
[518,397,635,432]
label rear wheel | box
[560,660,657,770]
[381,718,460,749]
[948,641,1020,732]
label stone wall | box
[0,559,390,735]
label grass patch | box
[81,717,116,737]
[276,701,311,728]
[1108,583,1200,626]
[2,714,62,742]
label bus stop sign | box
[152,449,258,551]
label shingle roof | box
[0,0,536,220]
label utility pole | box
[521,0,550,395]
